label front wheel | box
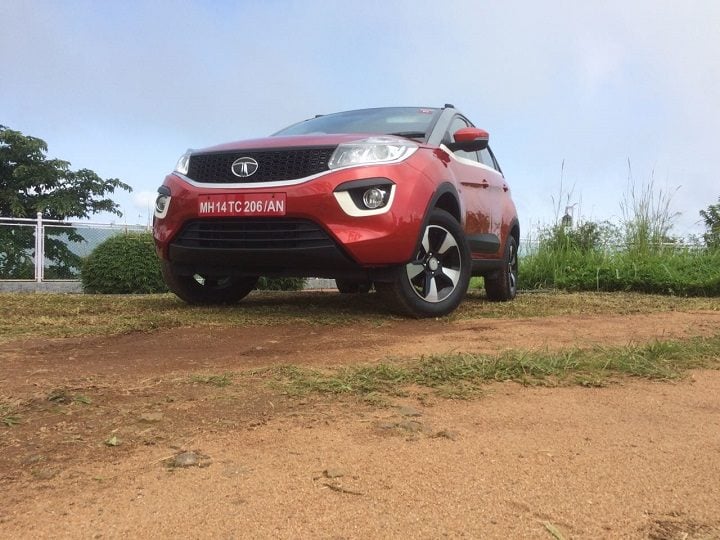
[484,235,518,302]
[376,209,471,317]
[161,261,258,305]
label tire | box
[161,261,258,305]
[335,279,372,294]
[484,235,518,302]
[376,209,471,317]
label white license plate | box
[198,193,286,216]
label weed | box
[543,521,567,540]
[362,393,390,407]
[191,373,233,387]
[46,389,92,405]
[2,414,21,427]
[0,399,22,427]
[47,389,71,404]
[104,435,120,447]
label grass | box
[543,522,567,540]
[1,289,718,402]
[190,373,234,387]
[2,413,21,427]
[264,334,720,398]
[1,400,22,426]
[520,176,720,295]
[521,247,720,295]
[1,290,718,343]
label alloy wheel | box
[405,224,463,303]
[507,240,518,296]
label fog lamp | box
[155,195,169,213]
[154,191,171,219]
[362,188,386,209]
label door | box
[444,115,504,257]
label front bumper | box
[153,160,436,276]
[166,217,366,279]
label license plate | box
[197,193,286,216]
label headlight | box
[174,150,192,175]
[328,136,417,169]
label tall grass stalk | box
[620,162,680,255]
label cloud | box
[2,0,719,234]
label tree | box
[700,197,720,249]
[0,125,131,278]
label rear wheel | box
[376,209,471,317]
[335,279,372,294]
[484,235,518,302]
[161,261,258,305]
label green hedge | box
[81,232,307,294]
[81,232,167,294]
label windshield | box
[274,107,440,139]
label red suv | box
[153,105,519,317]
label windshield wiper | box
[389,131,426,140]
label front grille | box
[173,219,335,250]
[186,147,336,184]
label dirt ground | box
[1,308,720,539]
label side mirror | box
[450,127,489,151]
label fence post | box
[35,212,44,282]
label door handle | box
[460,180,490,189]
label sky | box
[2,0,720,238]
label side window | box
[445,116,479,163]
[485,146,503,174]
[478,147,495,169]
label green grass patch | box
[521,248,720,296]
[1,291,717,343]
[265,334,720,397]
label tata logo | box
[231,157,259,178]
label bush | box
[521,244,720,296]
[81,232,167,294]
[256,276,307,291]
[539,221,615,254]
[520,220,617,291]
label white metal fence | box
[0,213,148,282]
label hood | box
[196,133,383,153]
